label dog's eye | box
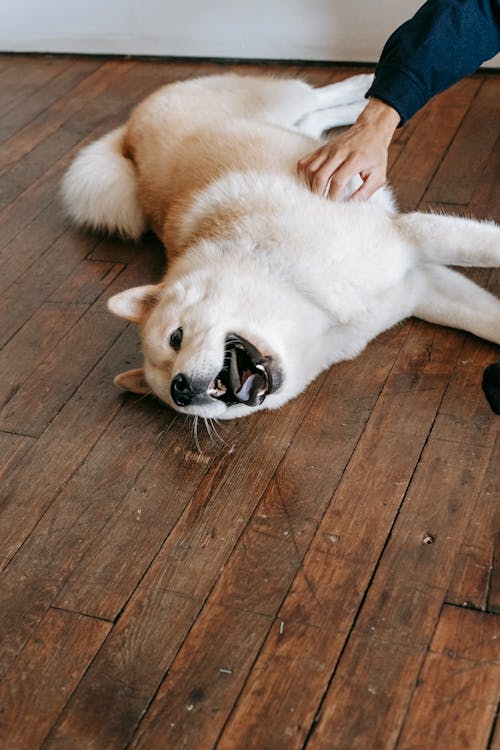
[169,327,183,351]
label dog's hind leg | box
[295,102,367,138]
[293,74,373,135]
[414,265,500,345]
[226,73,371,131]
[314,74,374,108]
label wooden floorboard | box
[0,55,498,750]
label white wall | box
[1,0,499,66]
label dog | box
[62,72,500,419]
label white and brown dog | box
[62,73,500,418]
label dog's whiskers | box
[192,414,203,454]
[208,417,228,446]
[203,416,214,444]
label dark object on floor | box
[482,363,500,414]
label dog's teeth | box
[255,363,269,386]
[208,377,227,398]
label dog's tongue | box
[236,372,267,405]
[228,348,267,406]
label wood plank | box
[468,133,500,222]
[0,431,35,481]
[0,60,129,172]
[349,440,492,646]
[0,302,85,410]
[0,57,227,180]
[0,56,71,119]
[297,64,373,87]
[130,603,271,750]
[0,59,101,145]
[306,435,492,750]
[54,323,404,621]
[0,293,125,436]
[42,590,202,750]
[73,387,324,612]
[209,333,408,618]
[0,64,159,287]
[0,608,110,750]
[218,618,347,750]
[490,533,500,614]
[387,105,429,173]
[446,431,500,611]
[423,76,500,205]
[39,379,329,748]
[53,417,249,620]
[0,60,182,251]
[388,76,481,212]
[0,263,125,436]
[211,323,466,750]
[0,380,177,679]
[0,60,227,292]
[0,259,121,407]
[48,259,124,304]
[0,234,162,573]
[396,605,500,750]
[430,360,500,448]
[73,326,402,748]
[0,230,103,348]
[0,326,128,573]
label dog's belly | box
[168,170,414,325]
[128,115,319,247]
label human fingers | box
[349,170,386,202]
[297,148,329,187]
[305,144,350,195]
[298,141,349,192]
[326,157,361,201]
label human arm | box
[298,0,500,202]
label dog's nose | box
[171,373,194,406]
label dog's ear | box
[114,368,151,394]
[107,284,161,324]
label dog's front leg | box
[396,212,500,268]
[414,265,500,346]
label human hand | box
[297,98,400,202]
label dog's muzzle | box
[208,334,281,407]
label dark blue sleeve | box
[366,0,500,124]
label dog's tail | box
[61,126,146,240]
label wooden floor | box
[0,55,499,750]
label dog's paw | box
[482,362,500,414]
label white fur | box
[61,126,146,239]
[62,73,500,419]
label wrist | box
[357,98,400,143]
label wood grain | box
[0,608,110,749]
[306,436,493,750]
[389,77,481,212]
[396,605,500,750]
[423,76,500,205]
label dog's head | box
[107,270,283,419]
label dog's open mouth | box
[208,334,278,407]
